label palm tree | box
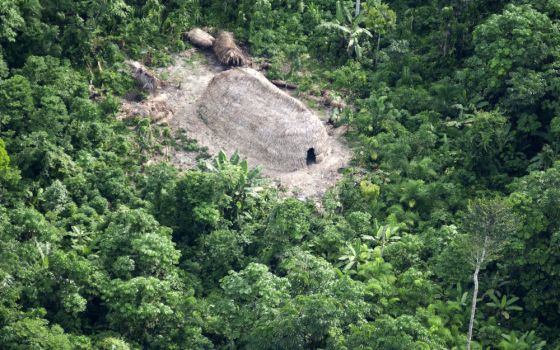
[337,241,373,272]
[362,219,401,257]
[499,331,546,350]
[485,290,523,320]
[206,150,264,223]
[317,2,373,60]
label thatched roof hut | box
[213,32,247,66]
[186,28,215,48]
[197,68,330,171]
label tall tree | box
[462,199,518,350]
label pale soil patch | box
[125,50,351,199]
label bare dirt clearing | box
[127,50,351,199]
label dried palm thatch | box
[213,32,247,66]
[120,93,173,122]
[197,68,330,171]
[185,28,215,48]
[128,61,161,91]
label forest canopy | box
[0,0,559,349]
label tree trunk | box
[442,24,450,56]
[379,226,386,257]
[467,264,480,350]
[375,33,381,66]
[355,0,361,17]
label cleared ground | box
[127,49,351,199]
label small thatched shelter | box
[128,61,160,91]
[197,68,330,171]
[186,28,215,48]
[213,32,247,66]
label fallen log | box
[260,62,272,70]
[271,79,297,90]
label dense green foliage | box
[0,0,559,349]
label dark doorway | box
[306,148,316,165]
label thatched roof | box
[197,68,330,171]
[186,28,215,48]
[213,32,247,66]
